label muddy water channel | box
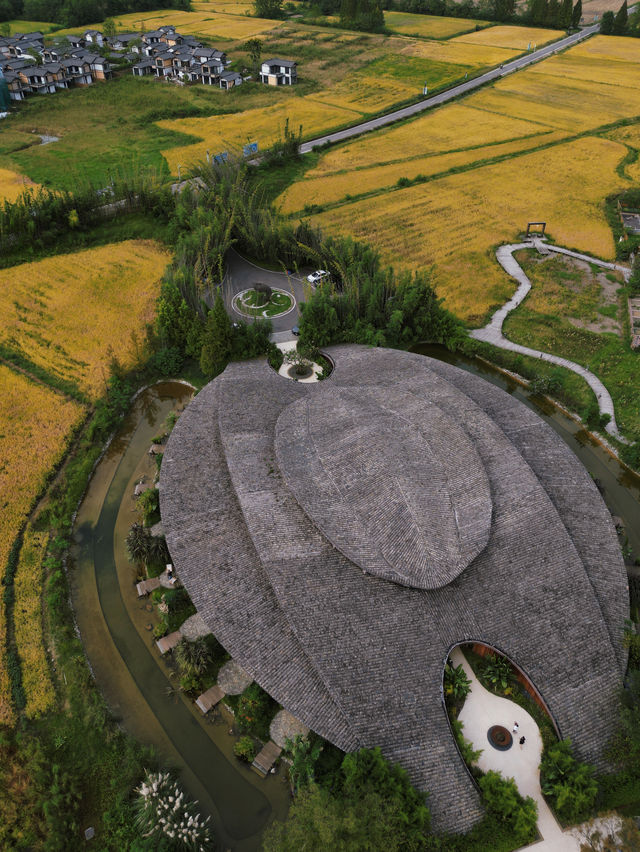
[70,357,640,850]
[416,345,640,577]
[70,383,289,852]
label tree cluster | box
[340,0,385,32]
[297,243,462,353]
[263,747,431,851]
[0,0,190,26]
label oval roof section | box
[275,385,492,589]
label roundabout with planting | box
[232,284,295,320]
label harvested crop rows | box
[282,36,640,325]
[158,23,560,169]
[383,11,489,39]
[0,365,85,724]
[14,528,56,720]
[0,240,170,398]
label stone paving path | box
[451,647,581,852]
[470,241,629,442]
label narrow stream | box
[71,383,288,852]
[70,356,640,851]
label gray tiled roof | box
[160,345,628,832]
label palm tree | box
[174,638,212,678]
[481,654,513,693]
[444,662,471,702]
[148,534,170,568]
[126,523,152,570]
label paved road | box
[470,240,629,442]
[223,248,307,333]
[299,25,599,154]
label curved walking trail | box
[470,240,630,442]
[300,25,598,153]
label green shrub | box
[479,771,538,845]
[234,736,257,763]
[236,682,279,741]
[540,739,598,824]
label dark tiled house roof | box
[161,347,627,832]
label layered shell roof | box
[160,345,628,832]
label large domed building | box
[160,345,628,831]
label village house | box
[1,25,249,102]
[218,70,242,90]
[18,66,56,94]
[2,69,25,100]
[259,58,297,86]
[83,29,104,47]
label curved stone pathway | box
[451,647,580,851]
[217,659,253,695]
[470,241,629,442]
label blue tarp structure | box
[0,69,11,111]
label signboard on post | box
[213,151,229,164]
[243,141,258,157]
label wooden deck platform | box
[195,684,225,714]
[251,741,282,777]
[136,576,161,597]
[156,631,182,655]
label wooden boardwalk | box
[251,741,282,777]
[136,576,161,597]
[156,631,182,655]
[195,684,225,714]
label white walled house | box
[259,58,297,86]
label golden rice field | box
[453,24,563,50]
[0,365,85,725]
[312,137,627,324]
[4,19,51,34]
[60,8,277,40]
[279,130,565,213]
[0,167,40,203]
[160,99,357,169]
[402,37,520,67]
[383,11,488,39]
[14,528,56,720]
[276,35,640,328]
[0,240,170,398]
[306,103,556,175]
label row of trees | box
[0,0,189,26]
[600,0,639,36]
[340,0,385,31]
[391,0,582,27]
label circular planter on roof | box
[159,344,628,833]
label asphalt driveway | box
[223,248,310,333]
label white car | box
[306,269,329,285]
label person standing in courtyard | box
[519,736,526,748]
[513,721,519,734]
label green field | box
[503,251,640,435]
[0,76,236,189]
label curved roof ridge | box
[424,357,628,677]
[162,376,359,748]
[215,367,362,747]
